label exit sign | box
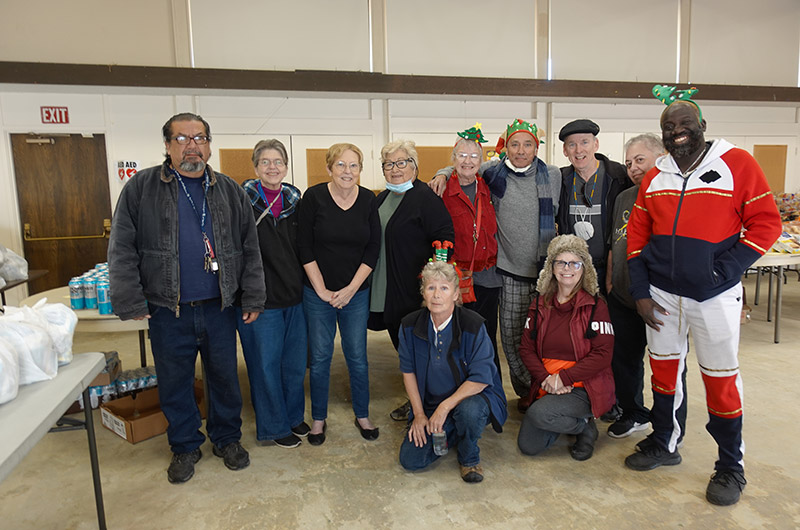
[40,106,69,124]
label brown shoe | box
[460,464,484,483]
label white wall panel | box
[688,0,800,86]
[550,0,678,82]
[105,95,179,207]
[0,0,175,66]
[191,0,370,71]
[386,0,536,77]
[1,94,106,130]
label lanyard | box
[172,167,209,232]
[573,168,598,208]
[256,181,283,216]
[172,167,218,272]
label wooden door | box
[11,133,112,294]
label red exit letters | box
[40,106,70,124]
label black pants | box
[607,292,650,423]
[464,284,502,380]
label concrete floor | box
[1,272,799,529]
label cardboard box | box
[89,351,122,387]
[100,379,205,444]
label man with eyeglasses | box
[557,120,630,297]
[429,119,561,411]
[109,112,265,484]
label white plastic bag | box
[30,299,77,365]
[0,336,20,404]
[0,243,28,282]
[0,313,57,385]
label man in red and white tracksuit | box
[624,100,781,506]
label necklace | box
[681,145,708,176]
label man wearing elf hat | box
[624,85,781,505]
[429,119,561,408]
[557,119,630,293]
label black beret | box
[558,119,600,141]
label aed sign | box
[40,106,70,124]
[117,160,140,181]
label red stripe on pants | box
[701,373,743,418]
[650,358,680,395]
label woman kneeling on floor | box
[517,235,615,461]
[398,261,507,483]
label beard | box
[665,127,704,160]
[179,159,206,173]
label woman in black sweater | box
[298,143,381,445]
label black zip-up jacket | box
[558,153,631,269]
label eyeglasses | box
[382,159,414,171]
[456,152,481,160]
[171,135,211,145]
[553,260,584,271]
[257,159,286,168]
[334,161,361,172]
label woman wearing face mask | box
[367,139,454,422]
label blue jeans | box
[303,286,370,420]
[399,394,489,470]
[148,301,242,454]
[236,304,307,441]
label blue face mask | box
[385,179,414,193]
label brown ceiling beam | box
[1,61,799,103]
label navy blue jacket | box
[398,306,507,432]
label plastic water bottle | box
[432,431,448,456]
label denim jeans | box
[517,388,592,456]
[148,301,242,454]
[303,286,370,420]
[236,303,307,441]
[399,394,489,470]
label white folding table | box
[0,352,107,529]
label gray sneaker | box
[213,441,250,470]
[167,448,202,484]
[625,443,681,471]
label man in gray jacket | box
[109,113,265,484]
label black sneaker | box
[291,422,311,437]
[213,441,250,471]
[706,470,746,506]
[274,434,302,448]
[570,418,598,461]
[608,417,650,439]
[600,403,622,423]
[390,400,411,422]
[636,434,684,453]
[625,443,681,471]
[167,448,202,484]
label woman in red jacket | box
[441,125,501,376]
[517,235,615,461]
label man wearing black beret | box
[557,119,631,296]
